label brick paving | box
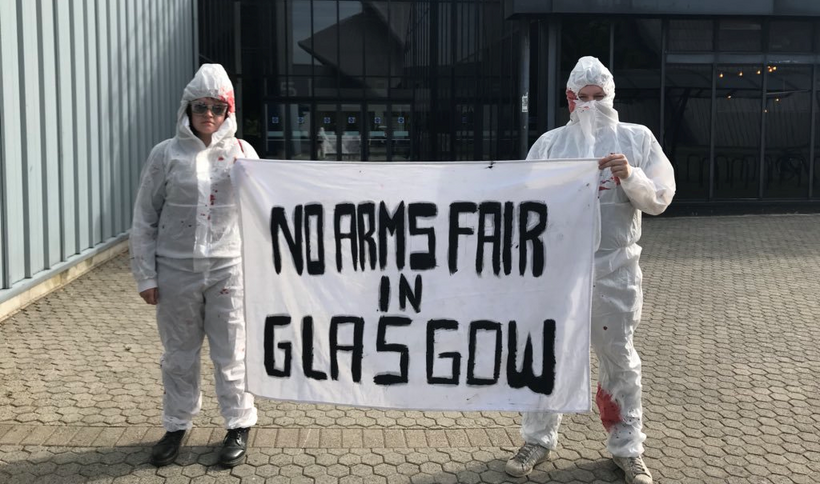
[1,214,818,483]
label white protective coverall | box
[130,64,259,432]
[521,56,676,458]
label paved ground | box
[1,214,818,484]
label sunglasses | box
[190,102,228,116]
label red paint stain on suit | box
[596,385,622,432]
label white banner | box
[233,159,598,412]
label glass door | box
[316,104,339,160]
[367,104,388,161]
[266,103,286,160]
[341,103,362,160]
[391,105,411,161]
[291,104,313,160]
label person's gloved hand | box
[598,153,631,181]
[140,288,159,305]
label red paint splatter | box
[599,186,610,191]
[210,194,216,205]
[219,288,230,295]
[613,176,621,185]
[603,326,608,331]
[566,89,578,113]
[218,156,224,161]
[596,385,622,432]
[219,86,236,114]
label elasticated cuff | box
[137,278,158,293]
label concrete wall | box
[0,0,197,313]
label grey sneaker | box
[505,443,550,477]
[613,456,653,484]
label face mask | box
[570,100,621,158]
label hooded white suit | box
[130,64,259,432]
[520,57,676,458]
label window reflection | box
[613,19,661,135]
[718,19,762,52]
[764,65,811,198]
[664,65,712,199]
[714,64,762,199]
[291,104,313,160]
[769,21,814,53]
[816,72,820,199]
[668,20,713,52]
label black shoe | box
[219,427,250,467]
[150,430,186,467]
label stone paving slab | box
[1,214,819,483]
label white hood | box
[176,63,238,147]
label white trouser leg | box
[591,307,645,458]
[203,264,258,430]
[520,412,563,449]
[520,258,645,455]
[156,263,205,432]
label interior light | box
[756,70,761,75]
[727,95,732,99]
[773,66,778,71]
[776,98,780,102]
[739,71,743,77]
[719,72,724,78]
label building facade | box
[0,0,196,302]
[202,0,820,207]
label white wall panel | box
[72,0,90,252]
[0,0,195,295]
[39,0,62,268]
[20,0,45,277]
[97,0,113,241]
[0,0,25,286]
[54,0,77,261]
[86,0,102,246]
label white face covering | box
[569,100,621,159]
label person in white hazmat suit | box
[505,57,675,484]
[130,64,259,468]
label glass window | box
[560,18,610,72]
[314,76,338,98]
[316,103,339,160]
[664,64,712,200]
[340,103,363,160]
[266,103,287,160]
[764,65,812,198]
[290,104,313,160]
[362,7,392,79]
[338,1,365,77]
[613,19,661,70]
[455,104,476,161]
[613,19,662,136]
[364,77,390,99]
[668,20,713,52]
[816,69,820,199]
[366,104,389,161]
[817,20,820,53]
[769,21,813,53]
[290,0,313,74]
[311,0,340,70]
[718,19,762,52]
[391,105,412,161]
[714,64,762,199]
